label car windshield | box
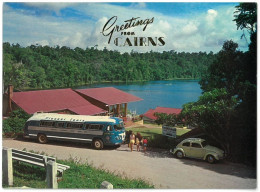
[201,141,208,147]
[114,122,124,131]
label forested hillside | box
[3,42,216,90]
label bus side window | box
[66,123,83,129]
[84,124,90,130]
[29,121,38,126]
[77,124,83,129]
[56,122,65,128]
[40,121,54,127]
[99,125,104,130]
[89,124,102,130]
[66,123,70,128]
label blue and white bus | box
[24,113,126,149]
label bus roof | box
[27,113,119,123]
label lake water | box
[77,80,202,115]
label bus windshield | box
[114,122,124,131]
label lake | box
[77,80,202,115]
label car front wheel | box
[176,151,184,159]
[207,155,215,164]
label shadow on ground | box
[14,137,120,151]
[177,157,256,179]
[141,146,256,179]
[121,143,257,180]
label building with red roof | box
[142,106,182,122]
[3,85,106,116]
[75,87,142,117]
[3,85,142,118]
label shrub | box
[3,109,31,134]
[148,135,177,149]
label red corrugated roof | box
[143,107,182,120]
[75,87,142,105]
[11,88,106,115]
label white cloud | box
[206,9,218,23]
[24,2,71,15]
[182,22,198,35]
[130,2,146,9]
[3,3,249,53]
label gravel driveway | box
[3,138,256,189]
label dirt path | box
[3,138,256,189]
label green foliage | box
[182,4,257,165]
[233,3,257,33]
[3,109,31,134]
[154,112,182,126]
[181,88,239,153]
[3,43,216,90]
[58,160,153,189]
[147,135,176,149]
[8,159,153,189]
[10,161,47,188]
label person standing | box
[143,137,148,153]
[129,131,135,152]
[136,137,140,151]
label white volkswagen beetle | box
[170,138,225,163]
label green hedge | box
[3,110,31,134]
[148,135,177,149]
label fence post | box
[2,148,13,186]
[46,160,58,189]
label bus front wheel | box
[93,139,103,150]
[38,134,47,144]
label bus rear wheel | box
[38,134,47,144]
[93,139,103,150]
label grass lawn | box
[126,126,190,138]
[7,160,153,189]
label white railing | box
[2,148,70,188]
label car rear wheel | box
[38,134,47,144]
[207,155,215,164]
[93,139,103,150]
[176,151,184,159]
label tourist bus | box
[24,112,126,149]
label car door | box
[181,142,191,157]
[190,142,205,159]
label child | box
[136,137,140,151]
[143,137,148,153]
[129,132,135,152]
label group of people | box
[129,131,148,152]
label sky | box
[3,2,250,53]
